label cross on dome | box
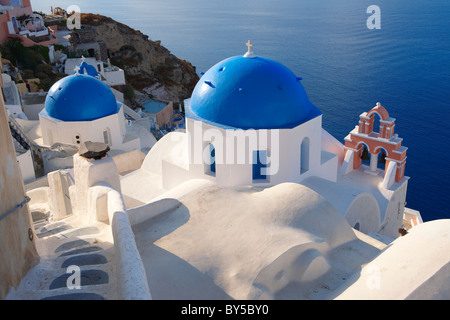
[74,65,81,76]
[246,40,253,53]
[244,40,256,58]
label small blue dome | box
[44,74,118,122]
[75,61,100,78]
[187,55,321,129]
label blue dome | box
[44,74,119,122]
[186,55,321,129]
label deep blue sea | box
[32,0,450,222]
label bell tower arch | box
[344,103,407,185]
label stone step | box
[37,237,113,259]
[60,253,109,268]
[31,210,51,227]
[36,224,72,238]
[49,269,109,290]
[58,245,106,257]
[12,283,116,300]
[35,220,69,233]
[36,248,113,269]
[41,292,105,300]
[18,261,115,291]
[36,223,100,240]
[21,215,118,300]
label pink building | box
[0,0,57,46]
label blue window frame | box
[300,137,310,174]
[253,150,267,180]
[209,143,216,173]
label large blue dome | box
[186,55,321,129]
[44,74,119,122]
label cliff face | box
[73,14,199,103]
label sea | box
[31,0,450,222]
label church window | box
[209,144,216,174]
[103,128,111,146]
[300,137,310,174]
[74,133,81,145]
[204,143,216,176]
[253,150,267,181]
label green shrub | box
[23,69,35,79]
[35,64,53,75]
[30,45,50,63]
[38,78,53,91]
[35,72,49,80]
[124,83,135,101]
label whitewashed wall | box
[40,104,140,152]
[184,115,337,187]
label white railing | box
[106,188,152,300]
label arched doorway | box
[376,147,388,170]
[359,143,370,167]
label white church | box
[5,42,448,301]
[39,73,138,152]
[183,47,333,187]
[119,41,410,239]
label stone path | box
[9,215,118,300]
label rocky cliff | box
[72,14,199,104]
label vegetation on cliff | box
[75,13,200,104]
[1,13,199,104]
[0,38,66,91]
